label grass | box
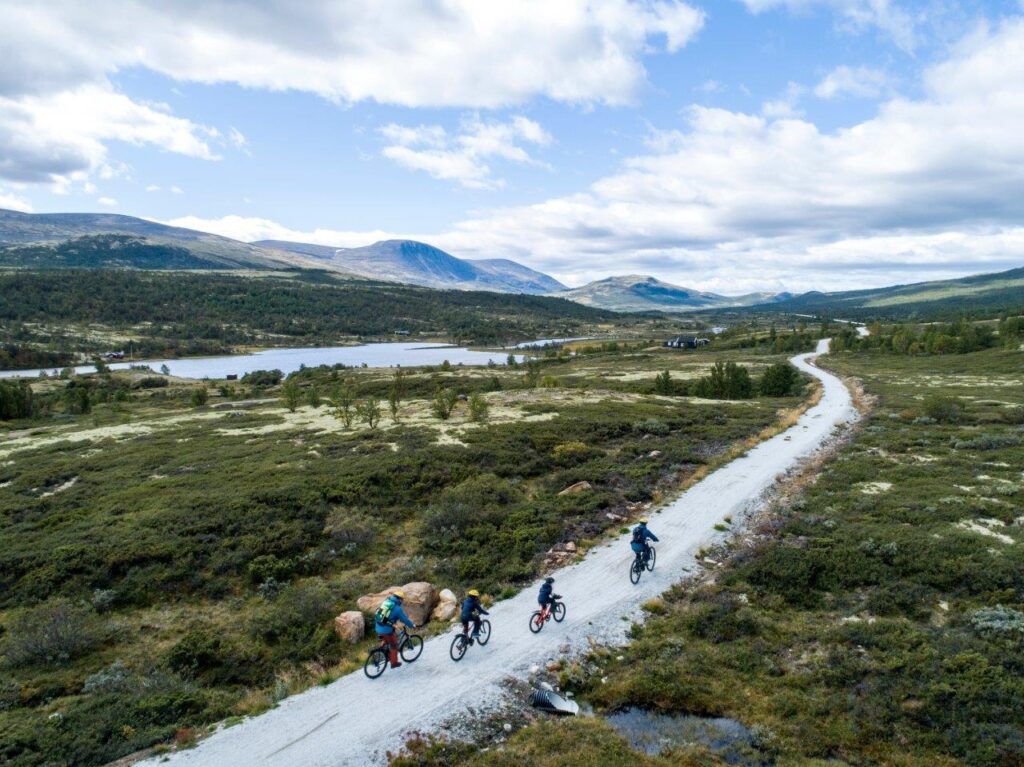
[0,344,807,766]
[407,343,1024,767]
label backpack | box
[632,526,645,544]
[375,597,396,626]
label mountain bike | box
[363,627,424,679]
[629,545,656,584]
[449,619,491,661]
[529,599,566,633]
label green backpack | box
[375,597,396,626]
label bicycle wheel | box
[477,619,492,646]
[364,648,388,679]
[552,602,566,623]
[629,558,642,584]
[450,634,468,662]
[400,633,424,662]
[646,546,657,572]
[529,611,545,634]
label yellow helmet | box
[638,519,648,525]
[467,589,480,597]
[392,590,406,600]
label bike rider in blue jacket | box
[538,577,559,611]
[460,589,489,645]
[374,590,415,668]
[630,519,659,564]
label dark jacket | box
[630,524,659,552]
[460,595,488,622]
[538,582,557,605]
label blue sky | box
[1,1,1023,292]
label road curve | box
[142,339,856,767]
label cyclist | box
[630,519,659,566]
[460,589,489,645]
[374,590,415,668]
[537,577,560,619]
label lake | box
[0,343,523,381]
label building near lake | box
[665,335,710,349]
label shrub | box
[683,595,760,642]
[633,418,669,436]
[970,605,1024,637]
[242,369,283,386]
[190,387,209,407]
[164,629,264,686]
[468,393,490,422]
[953,433,1022,451]
[693,361,754,399]
[431,387,458,420]
[281,378,302,412]
[133,376,168,389]
[355,398,381,429]
[759,362,800,396]
[3,600,103,666]
[653,370,673,395]
[83,660,132,695]
[922,393,963,423]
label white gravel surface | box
[141,340,856,767]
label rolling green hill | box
[748,265,1024,319]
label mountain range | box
[256,238,565,294]
[559,274,791,312]
[1,208,1021,318]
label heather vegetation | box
[0,341,809,766]
[408,337,1024,767]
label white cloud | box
[815,65,891,98]
[165,215,406,249]
[0,84,218,185]
[97,196,117,207]
[0,1,703,108]
[177,18,1024,293]
[0,187,32,212]
[145,184,161,192]
[170,185,184,195]
[228,126,249,154]
[380,115,553,189]
[742,0,917,50]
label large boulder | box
[356,587,402,615]
[356,582,438,626]
[431,588,458,622]
[333,611,364,643]
[400,582,439,625]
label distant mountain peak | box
[258,237,565,294]
[558,273,789,313]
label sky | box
[1,0,1023,293]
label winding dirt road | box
[142,340,856,767]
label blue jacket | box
[538,582,554,605]
[630,525,659,552]
[374,598,414,635]
[460,596,488,622]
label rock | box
[545,660,562,672]
[551,541,578,554]
[431,588,458,622]
[647,450,662,458]
[563,541,577,553]
[356,587,402,615]
[333,611,365,643]
[356,581,437,625]
[605,512,623,521]
[502,723,513,733]
[558,481,592,496]
[398,581,438,625]
[559,643,570,654]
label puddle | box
[605,708,766,765]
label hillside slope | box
[750,265,1024,318]
[258,238,565,294]
[560,274,789,312]
[0,209,328,271]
